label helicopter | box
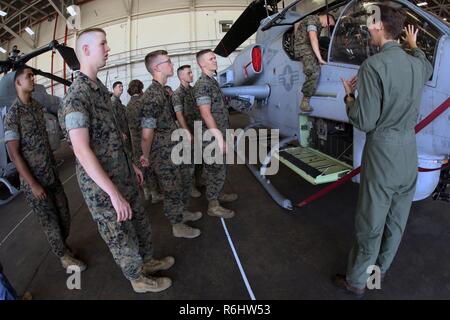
[0,40,79,205]
[213,0,450,210]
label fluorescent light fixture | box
[25,27,34,35]
[417,2,428,7]
[66,5,77,17]
[0,10,7,16]
[0,47,6,54]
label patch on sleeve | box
[141,117,157,129]
[65,112,89,131]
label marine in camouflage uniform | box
[172,83,202,195]
[60,72,153,281]
[293,15,323,101]
[193,73,229,202]
[172,84,200,134]
[4,97,71,258]
[141,80,192,226]
[125,93,161,200]
[111,95,133,157]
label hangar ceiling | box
[0,0,448,49]
[0,0,92,46]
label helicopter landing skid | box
[0,177,21,206]
[234,123,296,211]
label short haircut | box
[113,81,123,89]
[196,49,213,63]
[144,50,168,74]
[14,66,33,82]
[75,28,106,58]
[177,64,191,75]
[76,27,106,40]
[379,4,405,40]
[127,79,144,96]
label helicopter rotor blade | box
[29,66,72,87]
[214,0,282,57]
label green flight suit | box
[345,42,433,288]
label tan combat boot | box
[218,192,238,203]
[183,210,202,222]
[172,223,201,239]
[300,97,313,113]
[190,185,201,198]
[130,275,172,293]
[207,200,235,219]
[143,256,175,275]
[151,190,164,204]
[60,253,87,272]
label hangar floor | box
[0,113,449,300]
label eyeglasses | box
[156,59,172,66]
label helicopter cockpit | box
[283,0,442,69]
[329,1,442,67]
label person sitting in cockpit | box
[293,13,335,113]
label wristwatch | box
[344,93,355,103]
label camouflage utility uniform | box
[111,95,133,157]
[172,84,201,133]
[293,15,323,98]
[4,98,70,258]
[141,80,191,224]
[59,72,153,281]
[126,95,160,194]
[193,73,229,201]
[172,84,201,187]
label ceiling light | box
[417,2,428,7]
[0,10,7,17]
[0,47,6,54]
[25,27,35,35]
[67,5,77,17]
[444,18,447,21]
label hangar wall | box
[3,0,255,103]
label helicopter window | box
[330,1,442,69]
[219,20,233,33]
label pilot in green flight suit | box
[336,6,433,296]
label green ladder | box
[273,114,352,185]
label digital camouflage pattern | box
[193,73,228,201]
[172,84,200,132]
[141,80,191,224]
[293,15,322,97]
[111,95,133,158]
[59,72,153,280]
[4,98,57,187]
[4,98,70,257]
[126,95,160,193]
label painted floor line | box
[0,173,77,248]
[221,218,256,300]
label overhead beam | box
[47,0,70,24]
[3,0,43,24]
[0,23,35,50]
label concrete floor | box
[0,113,449,300]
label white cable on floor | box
[221,218,256,300]
[0,173,76,248]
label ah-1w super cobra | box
[213,0,450,210]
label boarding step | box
[274,146,352,185]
